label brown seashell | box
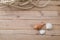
[34,22,45,30]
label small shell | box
[46,23,53,30]
[34,22,45,30]
[39,30,46,35]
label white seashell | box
[39,30,46,35]
[46,23,53,30]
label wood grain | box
[0,11,59,20]
[0,1,60,40]
[0,19,59,30]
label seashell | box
[46,23,53,30]
[39,30,46,35]
[34,22,45,30]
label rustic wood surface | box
[0,1,60,40]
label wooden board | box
[0,11,59,20]
[0,1,60,40]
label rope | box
[29,0,51,8]
[15,0,30,6]
[0,0,51,9]
[10,3,34,10]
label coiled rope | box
[0,0,51,9]
[29,0,51,8]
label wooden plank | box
[0,11,59,19]
[53,25,60,30]
[0,30,60,35]
[57,6,60,11]
[0,20,60,26]
[0,34,60,40]
[0,30,60,38]
[41,11,59,17]
[0,30,38,35]
[0,16,60,20]
[0,11,42,19]
[0,20,60,30]
[46,30,60,36]
[0,24,60,30]
[0,11,58,16]
[0,11,41,16]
